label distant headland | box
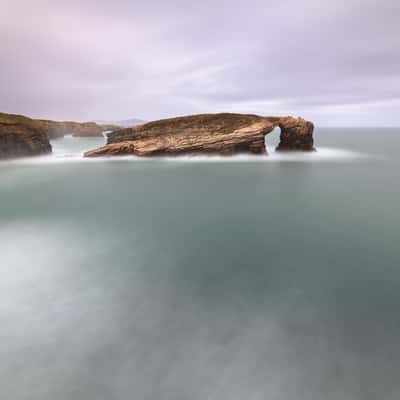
[0,112,121,159]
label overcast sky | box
[1,0,399,125]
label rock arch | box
[273,117,315,152]
[84,113,315,157]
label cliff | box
[0,113,52,159]
[37,120,120,138]
[84,113,314,157]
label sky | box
[1,0,399,125]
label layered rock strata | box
[84,113,314,157]
[37,120,120,138]
[0,113,52,159]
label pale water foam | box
[5,132,368,165]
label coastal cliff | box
[84,113,314,157]
[37,120,120,138]
[0,113,52,159]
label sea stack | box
[84,113,315,157]
[276,117,315,152]
[0,113,52,159]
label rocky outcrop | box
[276,117,315,152]
[37,120,120,138]
[0,113,52,159]
[86,114,273,157]
[84,113,314,157]
[36,120,66,139]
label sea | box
[0,128,399,399]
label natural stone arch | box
[273,117,315,152]
[84,114,315,157]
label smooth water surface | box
[0,128,399,399]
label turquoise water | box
[0,129,399,399]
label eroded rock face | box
[84,113,315,158]
[37,120,120,138]
[0,113,52,159]
[276,117,315,152]
[86,114,275,157]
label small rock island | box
[84,113,314,157]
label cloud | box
[0,0,398,125]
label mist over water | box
[1,128,400,399]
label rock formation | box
[84,113,314,157]
[276,117,315,152]
[37,120,120,139]
[0,113,52,159]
